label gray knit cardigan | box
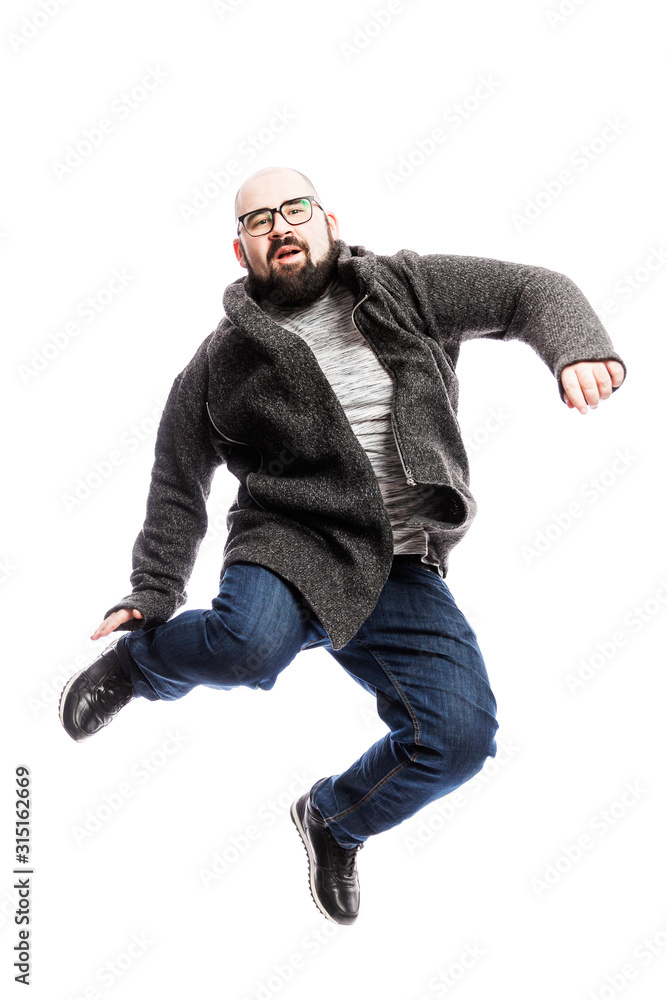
[104,241,627,649]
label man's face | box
[233,173,341,307]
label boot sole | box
[290,798,340,924]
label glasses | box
[237,195,323,237]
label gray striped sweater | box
[260,278,445,562]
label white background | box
[1,1,665,998]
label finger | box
[605,360,626,387]
[91,621,112,640]
[91,616,120,639]
[579,366,606,408]
[564,362,615,411]
[561,372,589,413]
[566,395,587,413]
[589,361,614,407]
[563,389,587,413]
[90,608,135,640]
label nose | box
[268,211,294,239]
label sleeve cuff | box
[555,353,627,404]
[103,589,183,631]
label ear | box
[233,237,248,269]
[325,211,340,241]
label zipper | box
[350,293,417,487]
[390,413,417,486]
[206,402,268,511]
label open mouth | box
[274,246,303,263]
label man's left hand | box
[560,360,625,414]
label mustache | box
[268,237,308,262]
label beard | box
[244,226,342,308]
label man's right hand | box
[91,608,144,641]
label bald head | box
[234,166,321,221]
[231,166,340,306]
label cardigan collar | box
[221,241,379,332]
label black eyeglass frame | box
[236,195,324,237]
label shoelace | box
[329,841,364,876]
[91,677,133,715]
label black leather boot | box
[59,635,135,741]
[290,787,363,925]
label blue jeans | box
[114,555,499,849]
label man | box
[59,166,627,925]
